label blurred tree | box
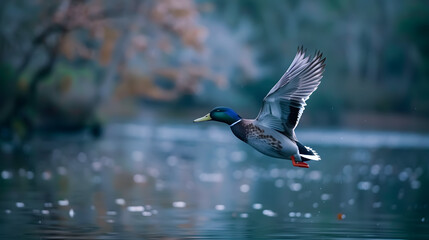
[1,0,429,138]
[210,0,429,122]
[0,0,224,139]
[397,1,429,115]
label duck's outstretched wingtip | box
[297,46,326,62]
[297,45,307,55]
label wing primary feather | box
[256,47,326,140]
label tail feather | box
[296,141,321,161]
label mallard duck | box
[194,47,325,168]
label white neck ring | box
[229,119,242,127]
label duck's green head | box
[194,107,241,125]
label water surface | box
[1,124,428,239]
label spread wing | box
[255,47,326,140]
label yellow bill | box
[193,113,212,122]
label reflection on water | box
[0,124,428,239]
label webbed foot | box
[291,155,309,168]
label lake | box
[1,123,428,239]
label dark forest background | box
[1,0,429,140]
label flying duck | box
[194,47,326,168]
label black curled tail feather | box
[296,141,321,161]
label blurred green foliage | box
[210,0,429,118]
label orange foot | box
[291,155,309,168]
